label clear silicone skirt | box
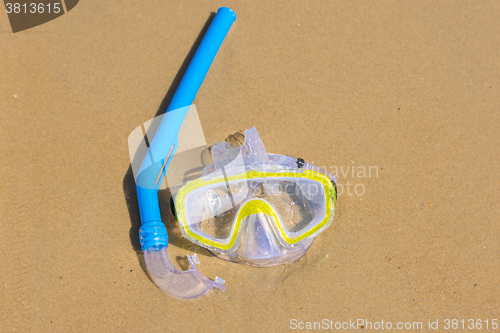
[173,128,337,268]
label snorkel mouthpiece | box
[135,7,236,299]
[143,246,225,300]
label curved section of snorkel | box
[136,7,236,299]
[143,245,225,300]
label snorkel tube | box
[135,7,236,299]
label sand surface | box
[1,1,499,331]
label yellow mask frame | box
[174,169,336,251]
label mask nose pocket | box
[242,213,281,259]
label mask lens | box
[182,175,328,243]
[184,185,236,241]
[251,179,327,235]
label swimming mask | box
[173,128,337,267]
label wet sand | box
[1,1,499,331]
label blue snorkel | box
[135,7,236,299]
